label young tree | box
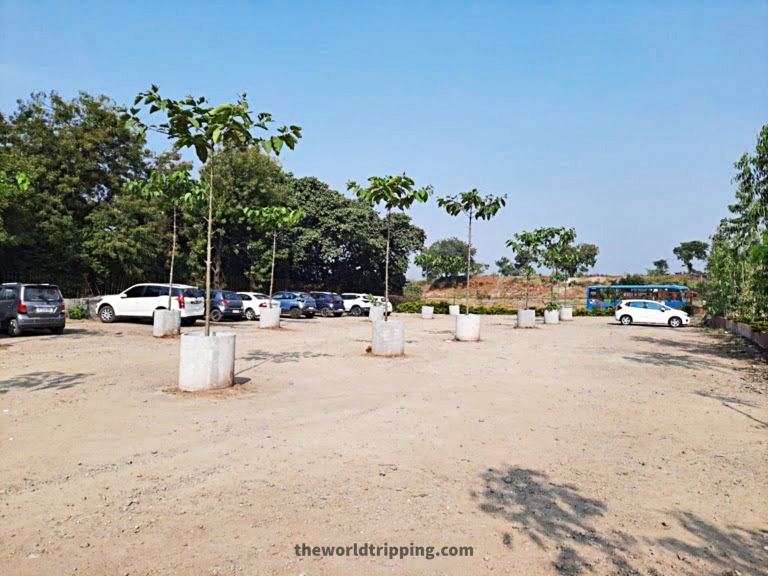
[437,189,506,313]
[505,232,542,309]
[122,86,301,336]
[559,242,599,306]
[348,174,433,321]
[241,206,304,306]
[538,227,576,305]
[673,240,708,274]
[127,170,204,310]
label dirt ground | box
[1,315,766,576]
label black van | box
[0,283,66,336]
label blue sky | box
[1,1,766,276]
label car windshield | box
[24,286,62,301]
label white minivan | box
[615,299,690,328]
[97,283,205,326]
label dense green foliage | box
[0,92,426,297]
[705,125,768,318]
[395,300,614,317]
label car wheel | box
[290,307,302,319]
[321,307,333,318]
[620,315,632,326]
[8,319,22,337]
[245,308,257,321]
[210,309,223,322]
[99,305,116,323]
[51,327,64,335]
[669,316,682,328]
[350,306,362,317]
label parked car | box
[237,292,275,320]
[615,299,690,328]
[272,291,317,319]
[207,290,244,321]
[341,293,372,316]
[0,283,66,336]
[310,292,345,317]
[372,296,393,315]
[97,283,204,326]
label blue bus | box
[586,285,690,310]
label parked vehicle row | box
[85,283,393,326]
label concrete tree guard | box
[560,306,574,321]
[543,310,560,325]
[259,306,281,329]
[178,331,236,391]
[153,309,181,338]
[421,305,434,319]
[371,319,404,356]
[448,304,461,316]
[455,313,481,341]
[368,306,385,323]
[517,309,536,328]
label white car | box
[97,283,205,326]
[372,296,393,314]
[237,292,276,321]
[341,293,372,317]
[615,299,690,328]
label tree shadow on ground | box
[0,371,90,394]
[631,333,767,364]
[694,390,768,429]
[473,465,638,574]
[622,351,725,371]
[236,350,331,375]
[654,511,768,576]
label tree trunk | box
[384,210,390,322]
[204,153,214,337]
[167,207,177,310]
[269,231,276,306]
[466,210,472,314]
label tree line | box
[0,92,425,297]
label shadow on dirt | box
[473,465,638,574]
[694,390,768,429]
[0,371,91,394]
[655,511,768,576]
[474,465,768,575]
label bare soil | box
[1,315,766,575]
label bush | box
[573,307,615,317]
[394,301,517,315]
[67,305,87,320]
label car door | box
[0,287,13,321]
[117,285,146,315]
[139,284,164,317]
[644,302,665,325]
[628,301,649,323]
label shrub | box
[394,301,517,315]
[67,305,87,320]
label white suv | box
[97,283,205,326]
[341,293,372,316]
[615,299,690,328]
[372,296,393,314]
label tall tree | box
[650,259,669,275]
[495,256,519,277]
[0,91,152,295]
[348,174,432,321]
[673,241,708,274]
[123,86,301,336]
[437,189,506,313]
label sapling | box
[128,170,204,310]
[437,190,506,314]
[122,87,301,336]
[241,206,304,307]
[348,174,433,322]
[506,230,544,310]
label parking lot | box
[1,315,766,575]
